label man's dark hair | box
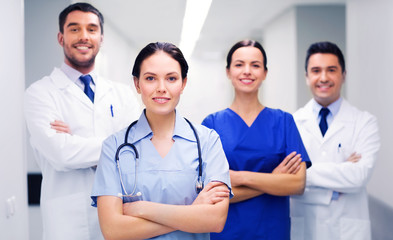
[305,41,345,73]
[59,2,104,34]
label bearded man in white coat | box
[290,41,380,240]
[24,3,139,239]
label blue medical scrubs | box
[91,110,232,240]
[202,108,311,240]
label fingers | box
[50,120,71,134]
[347,152,361,163]
[286,157,302,174]
[281,151,297,166]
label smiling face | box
[227,46,267,94]
[306,53,345,107]
[134,51,186,117]
[57,10,103,74]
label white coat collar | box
[296,98,353,142]
[49,68,113,108]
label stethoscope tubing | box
[115,118,203,197]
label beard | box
[64,49,96,69]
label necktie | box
[319,107,330,137]
[80,75,94,103]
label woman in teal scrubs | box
[91,42,232,240]
[202,40,311,240]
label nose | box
[243,65,251,75]
[156,79,167,93]
[79,29,89,42]
[320,70,328,82]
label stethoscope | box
[115,118,204,200]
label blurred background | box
[1,0,392,239]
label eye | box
[168,76,178,82]
[311,69,320,73]
[252,64,261,68]
[328,68,337,73]
[146,76,154,81]
[70,28,78,32]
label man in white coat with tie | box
[24,3,139,239]
[290,41,380,240]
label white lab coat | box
[24,68,140,240]
[290,99,380,240]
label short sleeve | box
[91,135,123,207]
[201,126,233,197]
[285,113,312,168]
[201,114,214,129]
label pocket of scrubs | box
[340,218,371,240]
[290,217,304,240]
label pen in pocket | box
[110,104,114,117]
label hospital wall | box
[346,0,393,239]
[0,0,29,239]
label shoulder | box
[102,126,129,148]
[25,70,61,102]
[202,108,232,127]
[263,107,295,123]
[340,100,378,126]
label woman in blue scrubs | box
[202,40,311,240]
[91,42,232,240]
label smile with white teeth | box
[240,79,254,84]
[76,46,89,50]
[153,97,169,103]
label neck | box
[145,110,176,139]
[231,90,263,115]
[65,61,95,75]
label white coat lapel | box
[323,100,352,141]
[50,68,94,109]
[296,100,323,142]
[94,76,113,103]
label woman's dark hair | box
[305,41,345,73]
[59,2,104,34]
[226,40,268,70]
[132,42,189,80]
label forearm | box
[132,199,229,233]
[307,160,374,192]
[97,197,174,240]
[230,186,263,203]
[238,162,306,196]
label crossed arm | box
[97,182,230,240]
[230,152,306,203]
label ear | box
[133,76,141,94]
[226,68,230,79]
[342,71,346,83]
[305,71,311,86]
[57,32,64,46]
[180,77,187,94]
[100,34,104,46]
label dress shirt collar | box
[60,62,97,86]
[311,97,343,121]
[130,109,197,144]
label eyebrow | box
[66,22,99,29]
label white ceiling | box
[92,0,345,59]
